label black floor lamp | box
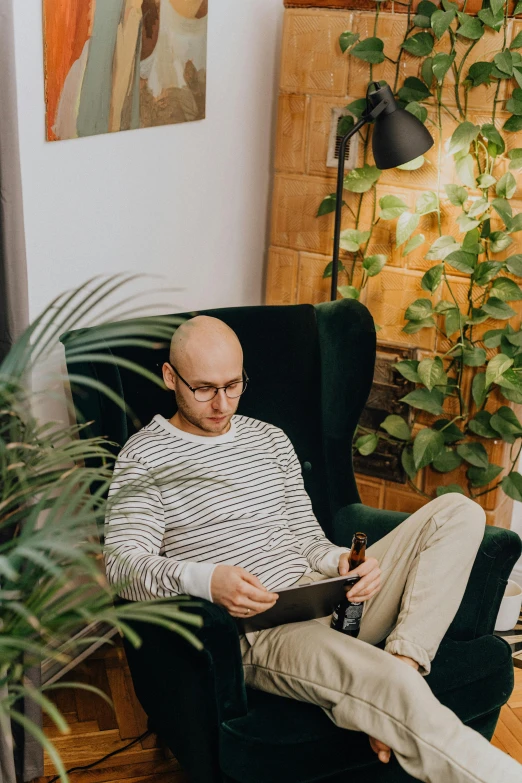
[330,81,434,301]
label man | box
[104,315,522,783]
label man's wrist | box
[180,561,218,601]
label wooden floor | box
[34,635,522,783]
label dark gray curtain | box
[0,1,43,781]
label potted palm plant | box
[0,274,204,782]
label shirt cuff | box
[179,561,218,602]
[316,546,351,577]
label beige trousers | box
[239,493,522,783]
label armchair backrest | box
[59,298,376,538]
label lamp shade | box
[368,83,434,170]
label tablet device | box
[236,573,361,633]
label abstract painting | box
[43,0,208,141]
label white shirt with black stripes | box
[103,413,349,609]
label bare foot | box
[368,652,420,763]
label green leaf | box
[491,198,512,225]
[405,102,428,123]
[468,411,498,438]
[477,7,504,31]
[463,228,483,253]
[463,345,487,366]
[379,195,409,220]
[413,428,445,470]
[436,484,466,496]
[362,254,387,276]
[483,297,516,319]
[426,235,460,260]
[337,285,360,299]
[506,89,522,115]
[467,61,493,87]
[444,184,468,206]
[511,31,522,49]
[343,164,381,193]
[498,368,522,393]
[421,264,443,292]
[403,234,426,256]
[505,329,522,346]
[416,191,438,215]
[339,228,371,252]
[455,153,475,188]
[505,254,522,276]
[432,447,463,472]
[401,446,418,480]
[509,213,522,233]
[432,52,456,83]
[405,297,433,320]
[491,277,522,301]
[403,316,436,333]
[402,32,435,56]
[457,14,484,40]
[494,50,514,76]
[483,329,505,348]
[445,307,466,336]
[496,171,517,199]
[398,76,432,103]
[317,193,341,217]
[339,31,360,53]
[394,359,421,383]
[472,372,487,407]
[503,114,522,132]
[448,122,480,155]
[445,250,476,274]
[337,114,355,136]
[421,57,434,86]
[433,418,464,444]
[346,99,367,119]
[418,356,447,391]
[501,472,522,501]
[431,8,456,39]
[508,149,522,170]
[467,463,503,487]
[486,353,514,387]
[476,172,497,189]
[490,406,522,443]
[380,414,411,440]
[351,37,385,64]
[472,261,503,286]
[434,299,456,314]
[489,231,512,254]
[396,155,425,171]
[480,123,505,156]
[400,388,445,415]
[456,213,481,233]
[355,433,379,455]
[456,441,489,468]
[396,211,420,245]
[467,197,490,218]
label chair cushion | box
[219,634,513,783]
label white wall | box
[11,0,283,322]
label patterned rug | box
[494,609,522,669]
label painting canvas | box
[43,0,208,141]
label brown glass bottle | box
[330,532,367,636]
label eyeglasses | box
[168,363,249,402]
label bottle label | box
[342,601,363,631]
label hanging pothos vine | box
[317,0,522,502]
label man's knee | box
[437,492,486,543]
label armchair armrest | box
[331,502,522,641]
[118,597,247,783]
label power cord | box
[45,728,153,783]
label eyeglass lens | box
[194,381,247,402]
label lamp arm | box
[330,97,389,302]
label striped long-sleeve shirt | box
[103,413,350,604]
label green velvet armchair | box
[60,298,521,783]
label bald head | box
[169,316,242,374]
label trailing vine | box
[317,0,522,502]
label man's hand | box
[210,565,279,617]
[338,553,381,602]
